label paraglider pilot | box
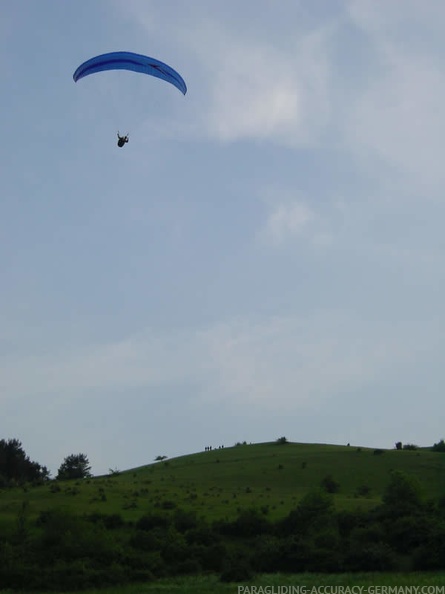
[117,132,129,148]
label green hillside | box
[1,441,443,530]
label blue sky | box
[2,0,445,476]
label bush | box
[355,484,371,497]
[186,525,219,546]
[349,524,386,547]
[412,522,445,569]
[218,508,270,538]
[173,509,198,533]
[160,500,176,510]
[386,514,436,554]
[175,558,201,575]
[86,512,125,530]
[382,470,423,515]
[35,509,121,567]
[129,529,164,552]
[220,553,254,582]
[279,490,335,537]
[251,536,282,572]
[197,542,227,571]
[273,535,312,572]
[320,474,340,493]
[345,542,396,571]
[136,513,171,532]
[337,509,368,539]
[161,534,191,565]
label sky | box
[1,0,445,477]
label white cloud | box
[264,201,314,244]
[200,26,333,145]
[256,185,317,245]
[205,43,300,143]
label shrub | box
[412,522,445,569]
[221,508,270,538]
[280,490,335,537]
[251,536,282,572]
[186,523,219,546]
[345,542,396,571]
[220,553,254,582]
[86,513,125,530]
[173,509,198,533]
[385,514,436,554]
[136,513,171,532]
[382,470,423,515]
[273,535,312,572]
[337,509,368,539]
[355,484,371,497]
[320,474,340,493]
[349,523,386,547]
[129,530,163,552]
[175,558,201,575]
[197,542,227,571]
[276,436,288,444]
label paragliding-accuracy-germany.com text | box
[237,587,445,594]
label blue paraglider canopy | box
[73,51,187,95]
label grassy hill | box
[0,441,444,531]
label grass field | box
[0,442,444,593]
[0,441,444,532]
[1,572,445,594]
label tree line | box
[0,439,91,487]
[0,469,444,590]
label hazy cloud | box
[264,201,314,244]
[345,0,445,189]
[1,311,432,413]
[121,1,334,145]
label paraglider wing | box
[73,51,187,95]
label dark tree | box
[276,436,288,445]
[395,441,402,450]
[432,439,445,452]
[56,453,92,480]
[0,438,49,485]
